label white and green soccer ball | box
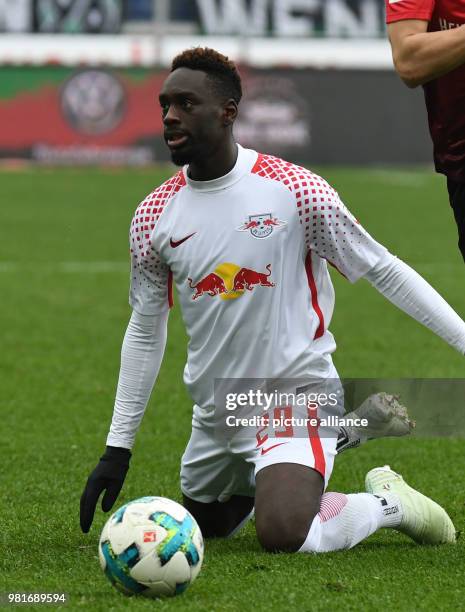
[98,496,204,598]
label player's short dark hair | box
[171,47,242,104]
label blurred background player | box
[385,0,465,262]
[80,48,464,553]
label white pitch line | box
[0,261,461,274]
[61,262,128,273]
[352,169,433,188]
[414,262,464,274]
[0,261,128,273]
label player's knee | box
[256,509,315,553]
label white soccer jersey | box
[129,145,387,411]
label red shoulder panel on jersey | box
[132,170,186,246]
[131,170,186,308]
[251,153,338,250]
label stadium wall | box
[0,64,431,166]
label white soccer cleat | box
[337,392,415,453]
[365,465,456,545]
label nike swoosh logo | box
[260,442,287,456]
[170,232,196,248]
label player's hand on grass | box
[80,446,131,533]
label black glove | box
[80,446,131,533]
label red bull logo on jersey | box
[188,263,275,301]
[237,213,286,239]
[188,273,228,300]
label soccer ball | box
[98,496,204,598]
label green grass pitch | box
[1,165,464,611]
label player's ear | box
[223,99,238,127]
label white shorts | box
[180,369,344,503]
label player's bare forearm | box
[388,20,465,88]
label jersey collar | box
[183,144,258,192]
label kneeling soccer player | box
[80,48,464,552]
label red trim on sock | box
[318,492,348,522]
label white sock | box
[299,492,402,553]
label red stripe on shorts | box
[306,405,326,478]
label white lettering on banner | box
[35,0,121,33]
[326,0,380,38]
[196,0,383,37]
[196,0,268,35]
[0,0,31,32]
[274,0,319,36]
